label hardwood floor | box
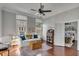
[8,42,79,56]
[47,46,77,56]
[20,43,78,56]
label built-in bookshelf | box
[46,29,54,47]
[35,19,43,38]
[65,22,77,48]
[16,15,27,35]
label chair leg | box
[8,50,10,56]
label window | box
[16,15,27,35]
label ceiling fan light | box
[35,12,39,15]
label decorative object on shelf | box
[65,37,71,43]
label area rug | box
[20,43,52,56]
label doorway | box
[65,21,77,50]
[46,29,54,47]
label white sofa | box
[0,36,11,44]
[0,36,41,47]
[21,38,41,47]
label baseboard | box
[54,44,65,47]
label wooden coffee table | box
[29,40,42,50]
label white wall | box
[44,17,55,28]
[43,24,48,40]
[54,23,65,46]
[0,8,2,37]
[2,10,16,36]
[48,7,79,23]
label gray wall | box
[27,16,35,34]
[0,8,2,37]
[77,21,79,50]
[2,10,16,36]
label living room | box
[0,3,79,56]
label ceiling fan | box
[30,3,52,16]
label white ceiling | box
[1,3,79,19]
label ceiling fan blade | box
[31,9,37,11]
[40,12,45,16]
[42,10,52,12]
[40,3,44,9]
